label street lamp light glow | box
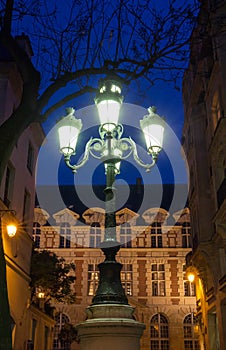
[140,106,165,159]
[6,224,17,238]
[58,107,82,156]
[95,79,123,131]
[187,272,195,283]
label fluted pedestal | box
[76,304,145,350]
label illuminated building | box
[0,34,54,349]
[34,193,200,350]
[182,0,226,348]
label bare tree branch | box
[0,0,200,184]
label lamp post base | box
[92,260,128,305]
[76,304,145,350]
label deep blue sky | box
[34,0,196,188]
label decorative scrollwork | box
[63,129,156,173]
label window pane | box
[161,340,169,350]
[160,325,168,338]
[150,340,159,350]
[152,264,157,271]
[151,236,157,248]
[90,223,101,248]
[151,265,165,296]
[150,325,159,338]
[159,264,165,271]
[121,264,133,295]
[87,264,99,296]
[158,236,163,247]
[120,223,132,248]
[53,313,71,350]
[60,222,71,248]
[152,282,158,296]
[159,281,165,296]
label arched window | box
[120,222,132,248]
[151,222,162,248]
[90,223,101,248]
[150,313,169,350]
[59,222,71,248]
[33,222,41,248]
[184,314,200,350]
[53,312,71,350]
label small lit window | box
[121,264,133,295]
[151,264,165,296]
[120,222,132,248]
[183,265,196,296]
[33,222,41,248]
[87,264,99,296]
[150,222,162,248]
[184,281,196,296]
[90,223,101,248]
[182,222,191,248]
[59,222,71,248]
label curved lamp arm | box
[64,137,105,172]
[128,137,156,172]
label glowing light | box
[38,292,45,299]
[6,224,17,238]
[140,106,165,157]
[58,109,82,156]
[187,273,195,283]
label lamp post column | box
[58,80,165,350]
[92,133,128,305]
[0,216,12,350]
[104,161,117,245]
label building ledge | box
[219,274,226,292]
[213,199,226,224]
[206,287,216,305]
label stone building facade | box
[182,0,226,349]
[34,205,200,350]
[0,35,55,350]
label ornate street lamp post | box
[0,210,17,350]
[58,78,165,306]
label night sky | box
[29,0,195,213]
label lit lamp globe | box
[187,272,195,283]
[58,108,83,156]
[140,106,165,160]
[7,224,17,238]
[38,291,45,299]
[94,79,123,132]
